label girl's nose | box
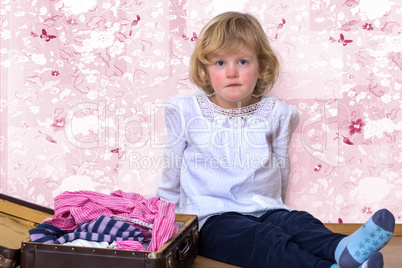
[226,64,238,78]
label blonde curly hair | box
[189,12,280,96]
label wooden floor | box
[381,237,402,267]
[192,236,402,268]
[2,198,401,268]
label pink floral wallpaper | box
[1,0,401,223]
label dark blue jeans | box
[198,209,345,268]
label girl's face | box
[206,48,261,109]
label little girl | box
[156,12,395,268]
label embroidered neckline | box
[195,95,275,128]
[210,98,262,115]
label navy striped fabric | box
[29,215,144,245]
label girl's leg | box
[198,212,334,268]
[261,209,393,268]
[259,209,345,262]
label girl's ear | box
[258,69,263,79]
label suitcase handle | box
[0,253,16,268]
[176,236,191,261]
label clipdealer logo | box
[64,101,166,152]
[64,101,275,151]
[64,100,341,167]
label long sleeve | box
[271,104,300,202]
[156,99,187,206]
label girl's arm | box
[156,100,187,206]
[272,104,300,203]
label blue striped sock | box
[362,252,384,268]
[334,209,394,268]
[331,252,383,268]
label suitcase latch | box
[175,234,191,261]
[166,252,173,268]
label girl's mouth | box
[227,84,241,87]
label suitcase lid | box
[0,194,53,250]
[0,194,54,224]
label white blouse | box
[156,94,300,228]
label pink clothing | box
[44,190,178,252]
[114,240,146,251]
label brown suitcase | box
[0,193,54,268]
[1,193,199,268]
[20,213,198,268]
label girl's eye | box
[239,60,247,65]
[216,61,225,66]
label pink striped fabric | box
[44,190,179,252]
[114,240,146,251]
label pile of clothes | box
[29,190,179,252]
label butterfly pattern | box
[40,29,57,42]
[182,32,198,41]
[329,34,353,46]
[338,33,353,46]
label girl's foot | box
[331,252,383,268]
[334,209,394,268]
